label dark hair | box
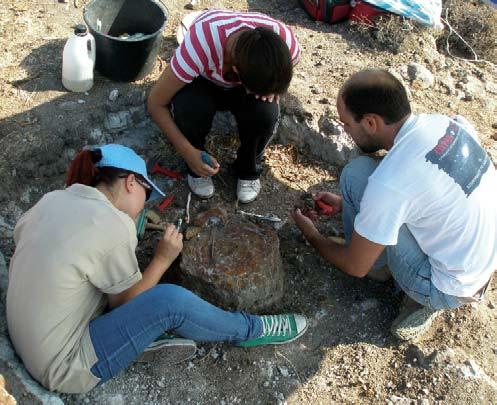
[234,27,293,95]
[341,70,411,125]
[65,149,131,187]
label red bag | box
[300,0,351,24]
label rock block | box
[180,209,284,312]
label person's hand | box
[154,224,183,265]
[313,192,342,215]
[254,93,280,104]
[185,148,220,177]
[290,208,320,239]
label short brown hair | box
[234,27,293,95]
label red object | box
[349,1,385,23]
[151,163,183,180]
[157,195,174,212]
[300,0,351,24]
[315,199,334,216]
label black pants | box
[171,77,280,180]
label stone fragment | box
[407,63,435,89]
[461,76,485,101]
[359,298,381,312]
[185,226,202,240]
[485,81,497,94]
[278,114,359,167]
[108,89,119,101]
[58,101,79,111]
[105,111,130,132]
[0,375,16,405]
[278,366,289,377]
[180,211,284,311]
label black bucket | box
[83,0,168,82]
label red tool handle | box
[157,195,174,212]
[315,199,334,216]
[152,163,183,180]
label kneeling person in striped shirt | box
[148,9,301,203]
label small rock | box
[77,99,85,104]
[485,81,497,95]
[419,399,430,405]
[156,380,165,388]
[59,101,79,111]
[109,89,119,101]
[185,0,200,10]
[278,366,289,377]
[407,63,434,89]
[488,300,496,309]
[360,298,381,312]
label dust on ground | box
[0,0,496,404]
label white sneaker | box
[237,179,261,203]
[188,175,214,199]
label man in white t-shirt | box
[291,69,496,341]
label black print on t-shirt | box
[425,121,490,197]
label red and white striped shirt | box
[170,9,301,88]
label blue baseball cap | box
[95,144,165,202]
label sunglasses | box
[119,174,152,200]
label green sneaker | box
[391,297,441,342]
[238,314,308,348]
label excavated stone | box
[278,113,359,167]
[180,210,284,312]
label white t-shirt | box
[355,114,497,297]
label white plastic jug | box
[62,24,96,92]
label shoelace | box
[190,177,211,185]
[240,180,259,190]
[262,315,291,337]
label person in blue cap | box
[6,144,307,394]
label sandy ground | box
[0,0,496,404]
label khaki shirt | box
[6,184,142,393]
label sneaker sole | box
[190,190,215,200]
[144,338,197,352]
[391,310,440,341]
[137,344,197,364]
[237,196,258,204]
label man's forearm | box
[306,232,350,274]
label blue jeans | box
[89,284,262,384]
[340,156,469,310]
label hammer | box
[146,158,183,180]
[136,208,165,239]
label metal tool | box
[237,210,282,223]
